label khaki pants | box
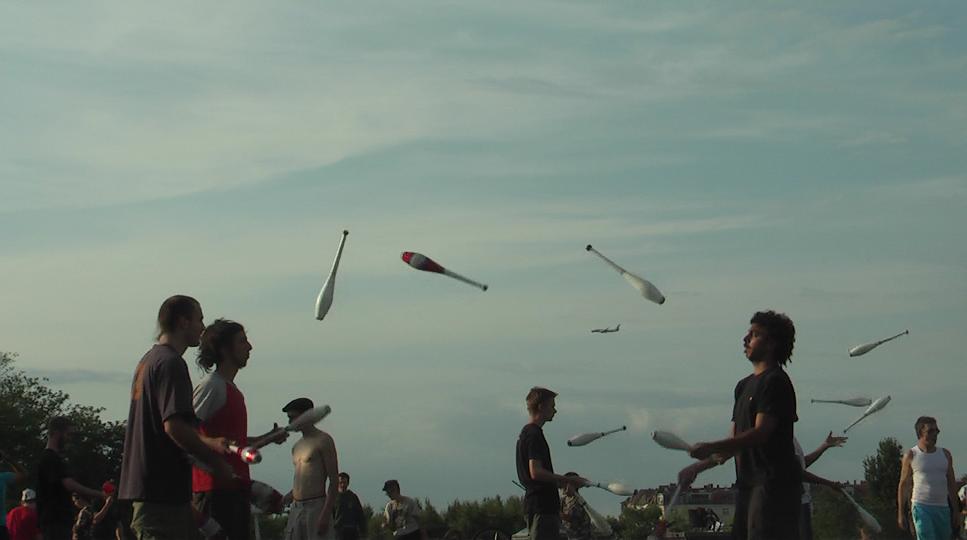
[286,497,335,540]
[131,501,199,540]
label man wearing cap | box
[282,398,339,540]
[6,489,39,540]
[382,480,426,540]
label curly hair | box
[197,319,245,372]
[750,310,796,365]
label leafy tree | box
[613,505,662,539]
[442,495,524,539]
[811,484,860,540]
[367,502,391,540]
[862,437,905,539]
[422,498,447,536]
[0,351,124,508]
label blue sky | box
[2,2,966,516]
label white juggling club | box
[315,230,349,321]
[844,396,891,432]
[810,397,872,407]
[567,426,627,447]
[585,481,634,496]
[652,430,692,452]
[848,330,908,357]
[586,245,665,305]
[841,489,882,533]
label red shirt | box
[192,375,250,491]
[7,505,39,540]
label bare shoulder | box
[309,430,336,451]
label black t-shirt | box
[732,366,802,489]
[118,344,196,503]
[516,423,559,516]
[333,489,364,531]
[36,448,72,526]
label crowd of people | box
[0,295,424,540]
[2,301,964,540]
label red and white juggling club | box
[401,251,488,291]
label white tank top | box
[910,445,949,506]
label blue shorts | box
[912,503,951,540]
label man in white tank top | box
[897,416,958,540]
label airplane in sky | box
[591,324,620,334]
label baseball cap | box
[382,479,400,492]
[22,488,36,502]
[282,398,314,414]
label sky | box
[2,1,966,517]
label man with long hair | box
[119,295,233,540]
[192,319,288,539]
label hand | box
[268,424,289,445]
[689,442,715,460]
[205,436,232,454]
[677,463,699,488]
[569,475,590,487]
[897,513,907,531]
[824,431,847,448]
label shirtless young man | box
[282,398,339,540]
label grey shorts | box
[286,497,336,540]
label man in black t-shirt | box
[679,311,803,540]
[516,387,587,540]
[334,472,365,540]
[36,416,105,540]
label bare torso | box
[291,430,335,500]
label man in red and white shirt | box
[192,319,288,540]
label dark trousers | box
[732,485,801,540]
[799,502,813,540]
[339,527,360,540]
[40,521,73,540]
[527,514,561,540]
[193,489,251,540]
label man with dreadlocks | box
[192,319,288,540]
